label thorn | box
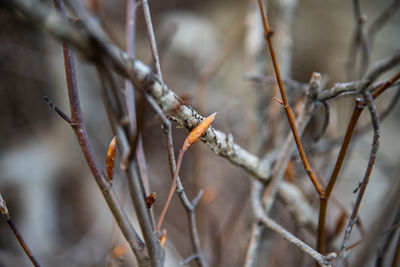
[273,97,284,106]
[264,30,274,39]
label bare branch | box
[346,0,369,79]
[317,52,400,102]
[367,0,400,50]
[340,91,380,254]
[141,0,162,81]
[1,0,274,183]
[0,193,41,267]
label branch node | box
[43,96,72,123]
[191,189,204,207]
[264,30,274,39]
[181,254,200,265]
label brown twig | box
[317,71,400,254]
[257,0,323,195]
[156,149,184,233]
[148,96,207,267]
[49,1,150,265]
[97,64,162,266]
[0,193,41,267]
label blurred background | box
[0,0,399,266]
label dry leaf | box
[111,244,127,259]
[159,230,167,248]
[106,136,117,181]
[145,192,157,209]
[182,112,216,152]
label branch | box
[97,65,162,266]
[141,0,162,81]
[340,90,380,254]
[251,182,335,267]
[317,52,400,102]
[0,193,41,267]
[257,0,323,195]
[46,0,150,264]
[367,0,400,50]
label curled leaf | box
[145,192,157,209]
[182,112,217,152]
[159,230,167,248]
[106,136,117,181]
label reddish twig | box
[155,113,216,234]
[257,0,323,195]
[0,193,41,267]
[49,1,150,265]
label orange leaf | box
[159,230,167,248]
[111,244,127,258]
[106,136,117,181]
[145,192,157,209]
[182,112,216,152]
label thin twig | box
[141,0,162,81]
[243,223,263,267]
[43,96,72,123]
[50,0,149,264]
[141,92,207,266]
[0,193,41,267]
[367,0,400,50]
[392,235,400,267]
[375,207,400,267]
[340,90,380,253]
[317,53,400,102]
[156,150,184,233]
[125,0,151,196]
[251,182,335,266]
[339,178,400,267]
[97,64,162,267]
[346,0,369,79]
[257,0,323,195]
[317,71,400,253]
[243,73,309,93]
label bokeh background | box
[0,0,399,266]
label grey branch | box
[318,52,400,101]
[1,0,272,182]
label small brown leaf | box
[106,136,117,181]
[145,192,157,209]
[182,112,217,152]
[111,244,127,259]
[159,230,167,248]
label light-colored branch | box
[17,0,271,182]
[97,65,162,266]
[340,90,380,254]
[3,0,319,247]
[318,52,400,101]
[251,182,335,267]
[141,0,162,81]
